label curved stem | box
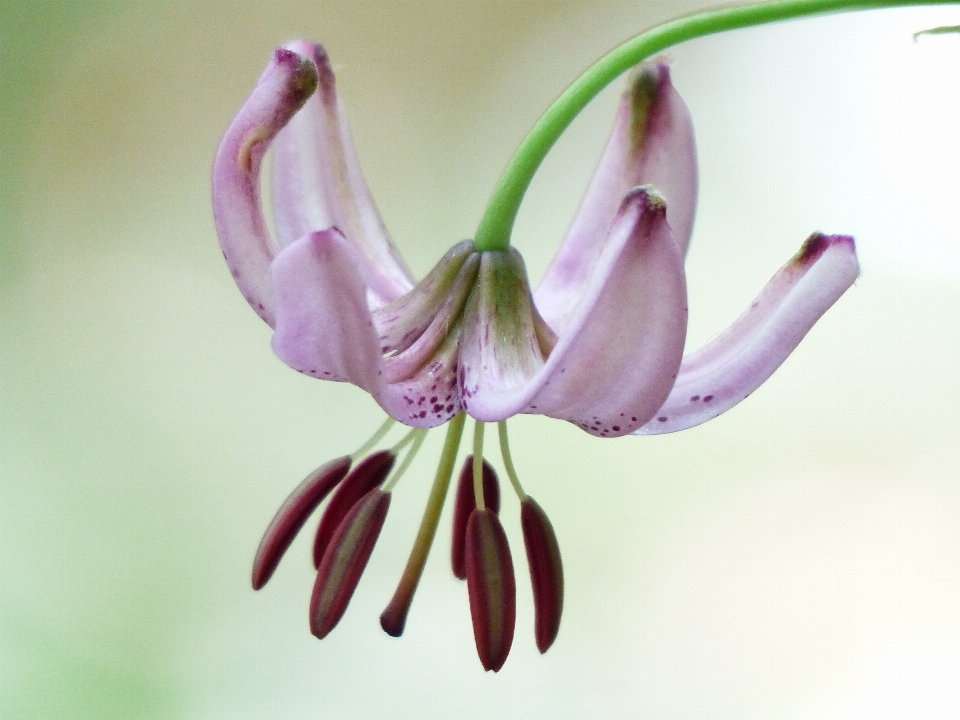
[473,0,958,252]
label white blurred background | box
[2,2,958,718]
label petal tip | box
[630,183,668,212]
[283,40,335,95]
[627,61,668,103]
[795,232,857,267]
[271,47,319,106]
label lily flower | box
[213,42,859,671]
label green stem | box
[473,0,958,252]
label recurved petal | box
[213,48,318,326]
[272,41,415,308]
[271,227,384,387]
[271,229,463,428]
[636,233,860,435]
[535,63,697,332]
[461,187,688,437]
[252,455,351,590]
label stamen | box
[382,429,428,492]
[381,413,467,636]
[313,450,395,568]
[390,426,423,455]
[352,417,397,460]
[472,421,486,511]
[497,421,527,500]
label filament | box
[498,421,527,500]
[472,421,486,511]
[352,417,397,460]
[383,430,428,492]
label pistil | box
[381,413,467,636]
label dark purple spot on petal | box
[612,426,620,432]
[657,416,668,422]
[419,411,427,418]
[703,395,713,402]
[690,395,700,402]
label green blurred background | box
[2,1,958,718]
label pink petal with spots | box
[270,229,464,428]
[272,41,414,309]
[461,187,687,436]
[212,48,318,327]
[536,63,697,334]
[636,234,860,435]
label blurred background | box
[2,1,958,718]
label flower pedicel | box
[211,0,952,670]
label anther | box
[252,455,351,590]
[465,508,516,672]
[451,455,500,580]
[520,496,564,653]
[310,488,391,639]
[498,421,564,653]
[312,450,395,568]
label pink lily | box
[213,43,858,438]
[215,40,860,671]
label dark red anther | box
[520,496,564,653]
[451,456,500,580]
[465,509,516,672]
[310,489,391,639]
[252,455,352,591]
[313,450,395,568]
